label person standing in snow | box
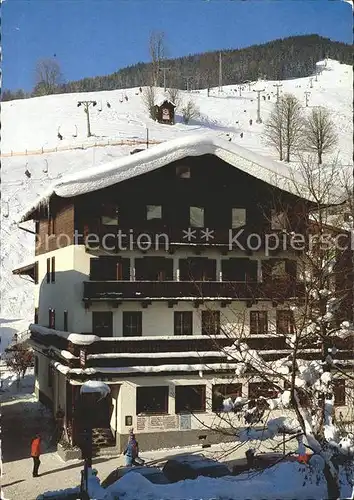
[30,434,41,477]
[123,429,144,466]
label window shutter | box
[49,308,55,329]
[63,311,68,332]
[250,312,257,334]
[334,379,345,406]
[34,307,39,324]
[46,258,50,283]
[261,260,272,282]
[51,257,55,283]
[34,262,39,284]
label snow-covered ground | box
[1,59,352,349]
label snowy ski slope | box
[1,59,352,349]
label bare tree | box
[281,94,304,162]
[141,86,157,120]
[264,100,285,161]
[166,87,182,109]
[303,107,338,165]
[5,344,33,388]
[265,94,303,162]
[149,31,166,87]
[181,99,200,124]
[34,58,63,95]
[191,159,353,498]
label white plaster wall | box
[77,300,285,337]
[36,246,77,331]
[115,374,289,435]
[35,244,301,336]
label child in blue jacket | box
[123,429,144,466]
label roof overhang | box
[12,261,37,281]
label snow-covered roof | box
[155,98,176,107]
[29,324,100,346]
[80,380,111,397]
[18,134,338,222]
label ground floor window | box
[136,386,169,415]
[174,311,193,335]
[250,311,268,335]
[212,383,242,412]
[123,311,142,337]
[248,382,278,409]
[92,311,113,337]
[175,385,206,413]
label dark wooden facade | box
[32,154,310,255]
[32,329,354,372]
[154,100,175,124]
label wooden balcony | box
[83,225,303,251]
[83,280,305,302]
[30,327,352,369]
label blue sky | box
[2,0,352,91]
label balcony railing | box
[30,328,352,365]
[83,226,304,249]
[83,280,305,301]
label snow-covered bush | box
[181,99,200,124]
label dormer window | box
[232,208,246,228]
[271,210,288,230]
[190,206,204,227]
[176,165,191,178]
[147,205,162,220]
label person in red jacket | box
[30,434,41,477]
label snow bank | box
[19,134,322,222]
[103,461,329,500]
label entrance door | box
[92,311,113,337]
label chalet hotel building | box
[13,135,351,452]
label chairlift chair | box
[25,163,31,179]
[3,201,9,218]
